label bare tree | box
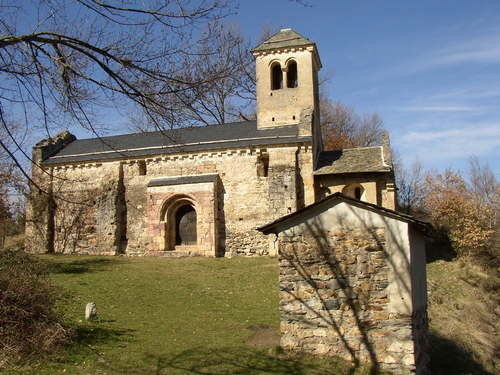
[131,21,256,130]
[320,99,386,150]
[467,156,499,230]
[396,160,426,215]
[0,0,234,180]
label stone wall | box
[279,227,428,374]
[26,162,126,255]
[26,144,314,256]
[25,179,55,253]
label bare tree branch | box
[0,0,234,192]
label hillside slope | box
[427,258,499,375]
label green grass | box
[5,255,375,375]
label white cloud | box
[405,31,500,73]
[423,87,500,102]
[396,124,500,164]
[429,45,500,67]
[399,106,480,112]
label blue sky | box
[232,0,500,174]
[9,1,499,176]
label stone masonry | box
[278,227,429,374]
[26,144,314,256]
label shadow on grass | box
[42,324,136,371]
[429,332,494,375]
[104,347,380,375]
[72,324,135,348]
[53,324,136,365]
[44,257,121,275]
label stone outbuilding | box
[258,193,429,375]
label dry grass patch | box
[427,259,499,374]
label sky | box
[231,0,500,175]
[6,1,499,178]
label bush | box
[423,169,496,259]
[0,250,72,367]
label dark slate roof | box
[252,28,315,52]
[43,121,311,165]
[147,174,218,187]
[257,192,430,234]
[314,147,391,175]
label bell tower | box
[252,28,322,135]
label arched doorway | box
[175,204,197,246]
[160,195,199,251]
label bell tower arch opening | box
[271,62,283,90]
[286,60,298,88]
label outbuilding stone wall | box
[278,227,429,374]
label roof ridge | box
[321,145,382,153]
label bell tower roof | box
[252,28,322,68]
[252,28,313,51]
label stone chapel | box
[25,29,396,257]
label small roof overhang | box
[147,174,219,187]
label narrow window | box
[256,154,269,177]
[138,160,147,175]
[354,187,362,200]
[271,63,283,90]
[287,60,298,88]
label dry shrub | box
[0,250,72,367]
[423,169,496,259]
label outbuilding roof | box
[257,192,430,234]
[43,121,311,165]
[314,147,391,175]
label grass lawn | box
[5,255,375,375]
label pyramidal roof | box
[252,28,315,52]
